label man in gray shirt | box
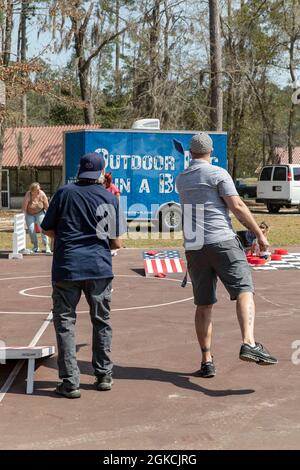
[176,132,277,378]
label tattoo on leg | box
[248,303,254,327]
[201,347,211,352]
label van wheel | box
[267,203,280,214]
[159,206,182,232]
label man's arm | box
[108,198,126,250]
[22,192,29,213]
[110,238,122,250]
[42,229,55,239]
[223,195,269,251]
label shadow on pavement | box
[20,360,255,399]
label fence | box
[0,169,10,209]
[8,213,30,259]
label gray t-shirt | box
[176,159,238,247]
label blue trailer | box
[64,128,227,231]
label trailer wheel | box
[159,205,182,232]
[267,203,280,214]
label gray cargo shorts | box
[185,236,254,305]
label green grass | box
[232,214,300,246]
[124,214,300,247]
[1,213,300,250]
[0,232,32,250]
[122,234,183,248]
[0,229,183,250]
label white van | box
[256,164,300,213]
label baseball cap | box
[190,132,213,154]
[77,152,106,179]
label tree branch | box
[82,26,127,71]
[79,1,94,37]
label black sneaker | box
[197,361,216,378]
[240,342,278,365]
[55,382,81,398]
[96,375,113,391]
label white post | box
[26,359,35,394]
[9,213,30,259]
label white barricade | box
[9,213,31,259]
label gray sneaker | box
[197,360,216,378]
[95,375,113,391]
[55,382,81,398]
[240,342,278,365]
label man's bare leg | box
[195,304,214,362]
[237,292,277,364]
[236,292,255,345]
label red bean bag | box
[274,248,288,255]
[271,254,282,261]
[250,258,266,265]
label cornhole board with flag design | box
[143,250,185,277]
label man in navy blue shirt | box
[41,152,125,398]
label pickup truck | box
[235,180,257,199]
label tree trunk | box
[224,0,233,173]
[160,0,171,126]
[262,113,276,164]
[231,103,244,182]
[226,77,233,174]
[287,103,295,164]
[1,20,4,56]
[20,0,28,126]
[0,122,4,210]
[262,131,266,167]
[22,94,27,126]
[267,129,276,164]
[115,0,121,97]
[0,0,11,209]
[78,64,95,124]
[71,6,96,125]
[209,0,223,131]
[148,0,161,117]
[3,0,13,66]
[287,2,297,164]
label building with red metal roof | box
[1,124,99,208]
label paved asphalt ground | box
[0,249,300,450]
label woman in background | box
[22,182,51,253]
[104,173,120,257]
[105,172,120,199]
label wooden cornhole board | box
[0,346,55,394]
[143,250,185,278]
